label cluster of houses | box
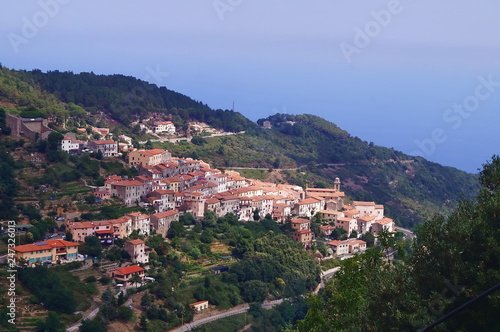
[60,121,176,156]
[76,147,395,251]
[12,145,395,279]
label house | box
[126,212,151,236]
[371,217,394,236]
[206,173,228,193]
[124,239,149,264]
[61,135,80,152]
[320,225,335,236]
[129,149,172,167]
[216,195,240,217]
[190,301,209,312]
[92,127,110,137]
[152,121,176,134]
[13,239,81,265]
[108,265,145,286]
[319,210,342,223]
[352,201,384,221]
[88,140,118,157]
[210,266,229,274]
[93,191,111,200]
[150,210,179,237]
[95,229,114,246]
[294,197,323,218]
[290,218,311,231]
[67,221,96,242]
[118,134,133,145]
[148,189,176,212]
[336,217,358,236]
[348,239,367,253]
[110,180,148,206]
[357,215,378,235]
[291,229,313,248]
[273,203,292,223]
[327,240,349,256]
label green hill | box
[0,67,480,228]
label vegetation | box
[0,67,480,228]
[18,265,96,314]
[295,156,500,331]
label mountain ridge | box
[0,66,480,227]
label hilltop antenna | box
[232,101,234,112]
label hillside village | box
[0,67,496,332]
[13,138,395,269]
[7,115,396,254]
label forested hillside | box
[295,157,500,331]
[0,66,480,227]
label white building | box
[61,135,80,152]
[153,121,176,134]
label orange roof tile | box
[13,240,80,253]
[153,210,179,219]
[113,265,144,275]
[127,239,145,245]
[353,201,376,206]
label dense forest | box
[0,67,254,132]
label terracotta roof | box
[358,215,377,222]
[205,198,220,204]
[291,218,310,224]
[190,301,208,306]
[113,265,144,275]
[374,217,393,225]
[320,225,335,230]
[319,210,341,215]
[344,210,360,217]
[153,210,179,219]
[294,229,312,234]
[112,180,144,187]
[13,240,80,253]
[95,230,113,234]
[296,198,321,205]
[127,239,145,245]
[69,221,95,229]
[327,240,344,246]
[353,201,376,206]
[92,140,116,145]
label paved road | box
[170,304,250,332]
[66,306,100,332]
[395,226,416,239]
[171,267,341,331]
[139,131,245,144]
[314,267,341,294]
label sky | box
[1,0,500,173]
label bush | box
[99,276,112,285]
[85,276,97,283]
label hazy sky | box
[2,0,500,173]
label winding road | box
[170,267,340,332]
